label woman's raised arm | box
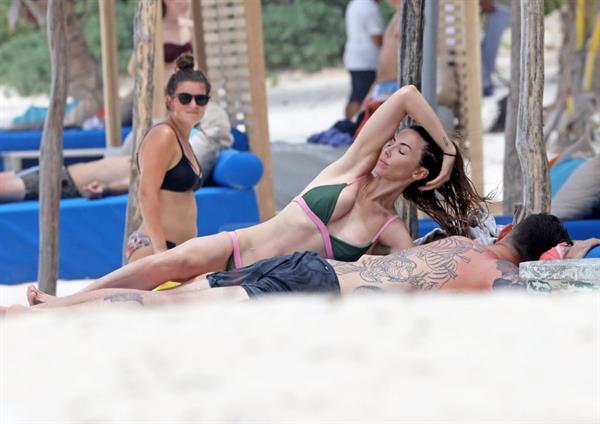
[335,85,457,189]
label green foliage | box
[0,29,50,95]
[0,0,135,95]
[262,0,347,72]
[0,0,394,93]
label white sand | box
[2,292,599,422]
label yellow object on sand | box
[153,280,182,291]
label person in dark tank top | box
[125,53,209,263]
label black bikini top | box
[138,122,202,193]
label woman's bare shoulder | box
[140,124,178,155]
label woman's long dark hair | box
[402,125,489,236]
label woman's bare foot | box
[27,285,56,306]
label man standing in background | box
[371,0,401,102]
[343,0,384,119]
[480,0,511,96]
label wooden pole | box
[190,0,208,72]
[99,0,122,147]
[244,1,275,221]
[422,0,439,109]
[123,0,157,262]
[463,0,484,196]
[397,0,424,238]
[515,0,549,220]
[152,0,165,118]
[38,0,68,294]
[503,0,523,214]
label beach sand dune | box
[3,292,599,422]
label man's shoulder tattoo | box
[491,260,526,290]
[335,237,484,290]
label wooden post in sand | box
[99,0,122,147]
[515,0,549,220]
[152,0,165,119]
[397,0,424,238]
[243,1,275,220]
[503,0,523,215]
[123,0,157,262]
[38,0,68,294]
[190,0,208,73]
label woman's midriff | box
[234,202,333,265]
[138,190,197,245]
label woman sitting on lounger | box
[29,84,486,305]
[125,53,209,262]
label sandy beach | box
[3,292,599,421]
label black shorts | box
[349,70,376,103]
[207,251,340,298]
[19,165,80,200]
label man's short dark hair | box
[509,213,572,262]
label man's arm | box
[371,34,382,46]
[79,177,129,199]
[104,176,130,196]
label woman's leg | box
[29,232,234,307]
[28,275,213,306]
[127,245,154,263]
[0,172,26,202]
[13,284,249,315]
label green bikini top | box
[293,176,398,262]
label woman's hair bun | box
[175,53,194,71]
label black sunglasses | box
[175,92,210,106]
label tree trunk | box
[594,2,600,100]
[123,0,157,263]
[61,0,104,127]
[552,0,599,154]
[38,0,67,294]
[396,0,424,238]
[555,1,576,112]
[503,0,523,214]
[99,0,122,148]
[515,0,549,220]
[16,0,102,126]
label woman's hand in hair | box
[419,146,457,191]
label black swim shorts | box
[349,70,376,103]
[19,165,80,200]
[207,251,340,298]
